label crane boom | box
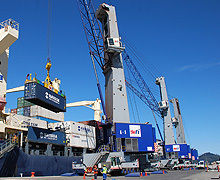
[77,0,108,123]
[123,51,161,115]
[170,98,186,144]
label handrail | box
[0,19,19,31]
[0,139,16,157]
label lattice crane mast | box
[123,52,164,141]
[76,0,107,123]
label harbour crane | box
[0,19,19,111]
[170,98,186,144]
[77,1,130,126]
[77,0,166,149]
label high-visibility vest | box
[93,168,98,174]
[102,167,107,174]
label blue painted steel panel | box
[115,123,155,152]
[165,144,191,159]
[152,127,156,143]
[33,116,59,123]
[27,127,66,145]
[0,75,3,81]
[24,82,66,112]
[178,144,190,158]
[191,149,199,160]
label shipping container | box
[78,120,104,148]
[66,133,96,149]
[17,97,24,108]
[27,126,66,145]
[17,97,34,108]
[34,116,59,123]
[50,121,96,137]
[17,108,24,115]
[6,114,48,129]
[30,105,64,122]
[10,108,17,114]
[115,123,155,152]
[24,82,66,112]
[23,106,31,117]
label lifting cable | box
[127,88,136,123]
[125,65,137,123]
[47,0,52,59]
[152,110,164,142]
[125,62,141,123]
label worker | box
[93,165,98,180]
[12,134,17,143]
[102,164,107,180]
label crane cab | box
[105,37,125,53]
[158,101,168,110]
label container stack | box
[10,97,64,123]
[49,121,96,149]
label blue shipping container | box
[27,126,66,145]
[34,116,59,123]
[165,144,191,159]
[23,106,31,117]
[115,123,155,152]
[17,108,24,115]
[24,82,66,112]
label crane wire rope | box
[76,0,108,123]
[123,39,177,103]
[126,65,141,123]
[121,33,161,78]
[127,86,136,123]
[125,65,140,123]
[122,45,162,99]
[152,110,164,142]
[47,0,52,59]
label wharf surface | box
[0,170,219,180]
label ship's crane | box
[170,98,186,144]
[66,98,102,122]
[0,19,19,111]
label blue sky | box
[1,0,219,155]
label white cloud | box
[178,62,220,72]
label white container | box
[66,133,96,149]
[6,114,48,129]
[30,105,64,122]
[50,121,95,137]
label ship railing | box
[96,145,110,153]
[0,19,19,31]
[0,138,16,158]
[53,150,64,156]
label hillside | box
[199,152,220,163]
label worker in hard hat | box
[93,165,98,179]
[102,164,107,180]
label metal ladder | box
[0,139,16,158]
[96,145,110,153]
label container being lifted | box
[24,59,66,113]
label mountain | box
[199,152,220,163]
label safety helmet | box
[103,164,106,167]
